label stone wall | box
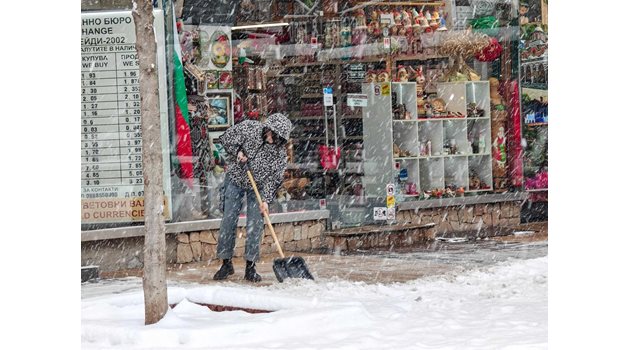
[81,236,178,272]
[398,201,522,237]
[81,201,521,272]
[174,220,328,264]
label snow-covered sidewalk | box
[82,255,547,349]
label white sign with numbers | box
[81,10,172,224]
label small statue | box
[437,10,448,31]
[411,9,423,37]
[397,66,409,82]
[430,98,447,115]
[519,3,530,26]
[393,143,401,157]
[393,10,402,36]
[431,8,441,31]
[377,71,390,82]
[402,10,413,36]
[469,174,481,190]
[424,11,434,32]
[355,8,367,28]
[276,187,291,204]
[419,10,430,30]
[365,70,378,83]
[492,126,507,169]
[417,97,427,116]
[368,10,381,37]
[413,66,426,94]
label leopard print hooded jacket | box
[218,113,292,203]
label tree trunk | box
[132,0,168,325]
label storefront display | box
[519,0,548,221]
[82,0,532,232]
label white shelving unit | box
[362,81,493,198]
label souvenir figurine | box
[413,66,426,94]
[393,10,402,35]
[406,182,419,195]
[469,173,481,190]
[431,8,441,31]
[412,9,423,37]
[402,10,413,36]
[424,11,433,32]
[431,98,447,115]
[437,13,448,31]
[371,10,382,37]
[492,126,507,169]
[377,71,390,82]
[393,143,401,158]
[397,66,409,82]
[355,8,367,28]
[424,101,434,117]
[478,132,486,153]
[365,70,378,83]
[519,3,530,25]
[431,188,443,198]
[276,187,291,212]
[419,10,430,30]
[367,10,378,36]
[296,25,306,44]
[417,97,427,116]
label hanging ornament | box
[475,37,503,62]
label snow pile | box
[82,256,547,349]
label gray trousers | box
[216,176,264,262]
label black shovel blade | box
[272,256,314,283]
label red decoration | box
[475,38,503,62]
[318,145,341,170]
[508,81,523,187]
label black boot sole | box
[213,267,235,281]
[244,275,261,282]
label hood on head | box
[263,113,293,141]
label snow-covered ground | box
[82,256,547,349]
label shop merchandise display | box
[519,0,548,218]
[173,0,522,220]
[80,0,531,230]
[177,20,237,218]
[256,1,516,205]
[362,80,494,200]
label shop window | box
[83,0,529,230]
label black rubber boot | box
[244,260,262,282]
[213,259,234,280]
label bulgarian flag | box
[172,13,193,188]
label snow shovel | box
[245,167,314,283]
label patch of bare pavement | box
[100,222,547,287]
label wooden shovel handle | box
[246,169,285,258]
